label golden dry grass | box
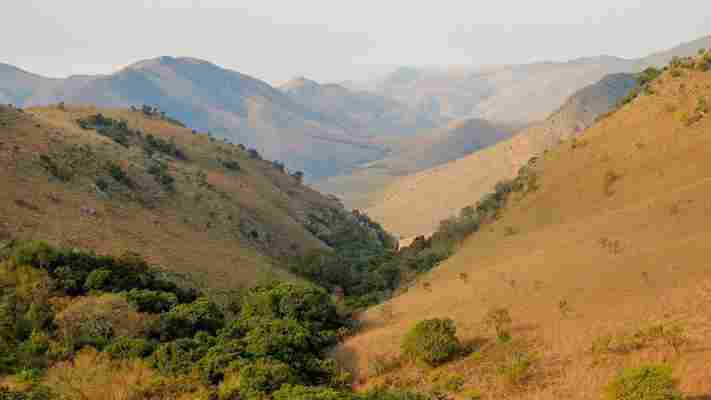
[0,104,339,290]
[336,68,711,398]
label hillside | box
[0,58,396,180]
[337,56,711,398]
[365,72,640,240]
[0,103,391,290]
[313,118,516,210]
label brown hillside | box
[367,73,638,240]
[337,64,711,398]
[313,118,516,210]
[0,104,363,290]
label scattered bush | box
[108,163,132,187]
[497,352,534,387]
[77,114,132,147]
[401,318,460,366]
[605,365,682,400]
[143,134,181,158]
[220,159,241,171]
[483,308,512,342]
[147,162,175,190]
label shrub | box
[221,159,241,171]
[239,282,340,334]
[195,340,244,384]
[483,308,512,342]
[273,384,354,400]
[497,352,534,387]
[160,297,225,340]
[605,365,682,400]
[124,289,178,313]
[83,269,112,291]
[146,162,175,190]
[143,134,181,158]
[401,318,460,366]
[151,337,212,376]
[237,357,297,398]
[108,163,131,187]
[104,337,155,359]
[54,294,155,349]
[45,348,159,400]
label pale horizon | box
[3,1,711,85]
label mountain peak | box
[281,76,321,91]
[125,56,211,71]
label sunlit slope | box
[312,118,515,211]
[367,73,638,239]
[0,105,352,289]
[338,67,711,394]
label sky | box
[3,1,711,85]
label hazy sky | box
[3,1,711,84]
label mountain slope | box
[338,60,711,397]
[280,77,438,137]
[366,73,639,239]
[0,103,388,290]
[313,118,516,210]
[2,57,391,180]
[357,34,711,127]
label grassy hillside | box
[313,118,516,210]
[366,73,640,240]
[336,53,711,398]
[1,57,395,180]
[0,103,390,290]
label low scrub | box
[605,365,682,400]
[401,318,460,367]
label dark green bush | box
[195,340,244,384]
[108,163,132,187]
[605,365,682,400]
[401,318,460,366]
[77,114,132,147]
[151,336,213,375]
[239,282,340,334]
[237,357,297,398]
[221,159,241,171]
[124,289,178,313]
[105,337,155,359]
[273,384,355,400]
[160,297,225,340]
[143,134,182,159]
[7,241,195,301]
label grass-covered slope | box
[366,72,640,241]
[0,104,391,290]
[337,52,711,399]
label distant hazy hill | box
[280,77,438,137]
[0,58,402,180]
[356,35,711,127]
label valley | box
[2,7,711,398]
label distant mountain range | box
[2,34,709,183]
[349,35,711,126]
[0,58,433,180]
